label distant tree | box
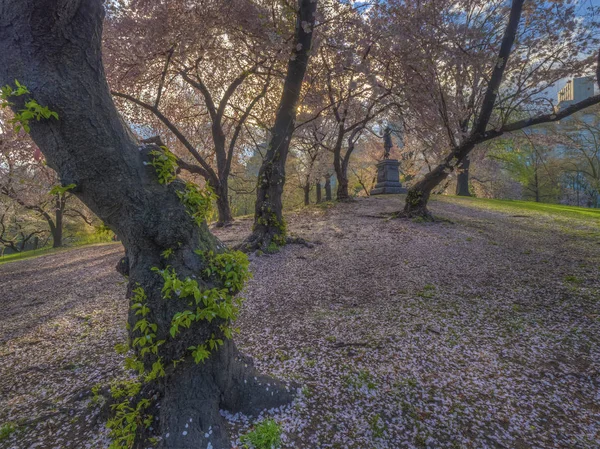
[553,108,600,206]
[0,112,92,248]
[489,134,562,203]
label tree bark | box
[241,0,318,252]
[0,1,291,448]
[303,183,310,206]
[455,156,471,196]
[325,175,332,201]
[316,181,322,203]
[52,195,64,248]
[334,148,349,201]
[215,182,234,226]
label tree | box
[379,0,600,218]
[242,0,318,251]
[316,15,396,201]
[0,1,292,448]
[106,0,282,226]
[0,203,46,253]
[552,107,600,206]
[489,134,562,202]
[0,112,92,248]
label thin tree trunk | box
[334,149,349,201]
[316,181,322,203]
[303,183,310,206]
[53,198,63,248]
[241,0,317,251]
[0,2,291,448]
[455,156,471,196]
[325,175,332,201]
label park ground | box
[0,194,599,448]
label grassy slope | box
[0,241,121,265]
[433,195,600,223]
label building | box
[557,76,595,111]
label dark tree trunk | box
[325,175,332,201]
[303,183,310,206]
[52,208,63,248]
[455,156,471,196]
[316,181,322,203]
[336,175,349,201]
[241,0,317,251]
[0,2,291,448]
[333,128,361,202]
[215,181,234,226]
[403,165,450,219]
[334,145,349,201]
[51,194,65,248]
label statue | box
[370,124,407,195]
[383,126,393,160]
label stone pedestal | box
[370,159,407,195]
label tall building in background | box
[557,76,595,111]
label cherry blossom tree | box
[377,0,600,218]
[105,0,286,226]
[0,112,92,248]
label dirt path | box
[1,196,599,448]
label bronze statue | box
[383,126,393,159]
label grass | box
[434,195,600,222]
[0,241,121,265]
[0,422,17,442]
[240,419,282,449]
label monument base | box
[370,159,407,195]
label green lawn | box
[0,241,121,265]
[435,195,600,222]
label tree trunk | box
[215,181,234,226]
[52,206,63,248]
[534,169,540,202]
[455,156,471,196]
[325,175,332,201]
[403,165,450,219]
[316,181,322,203]
[336,175,349,201]
[303,183,310,206]
[241,0,317,252]
[0,2,292,448]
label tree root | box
[285,235,314,248]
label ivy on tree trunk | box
[0,1,292,448]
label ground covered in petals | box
[1,195,599,449]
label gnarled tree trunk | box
[0,1,291,448]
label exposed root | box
[285,236,314,248]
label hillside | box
[1,195,599,448]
